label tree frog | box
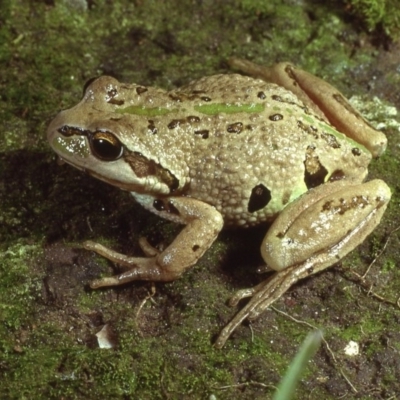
[47,58,391,348]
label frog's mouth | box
[56,154,150,193]
[86,169,141,192]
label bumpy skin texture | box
[49,73,372,226]
[47,61,390,348]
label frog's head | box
[47,77,178,195]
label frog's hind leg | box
[215,179,391,348]
[229,57,387,157]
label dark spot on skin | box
[321,133,340,149]
[246,124,255,130]
[321,195,369,216]
[107,88,117,97]
[272,90,313,115]
[284,64,296,81]
[352,148,361,156]
[248,184,272,213]
[353,195,369,208]
[107,98,124,105]
[192,245,200,252]
[194,130,209,139]
[276,232,284,239]
[106,88,124,105]
[322,200,334,211]
[187,116,201,123]
[328,170,345,182]
[307,267,314,275]
[269,114,283,121]
[201,96,211,102]
[271,94,284,102]
[281,191,291,206]
[153,199,165,211]
[168,119,186,129]
[169,94,183,102]
[304,146,328,188]
[257,91,266,99]
[375,196,385,209]
[304,165,328,189]
[168,119,180,129]
[100,88,125,106]
[136,87,148,95]
[297,121,319,138]
[147,120,158,134]
[227,122,243,134]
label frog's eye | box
[90,131,124,161]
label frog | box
[47,58,391,348]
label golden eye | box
[90,131,123,161]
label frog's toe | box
[89,256,183,289]
[228,287,256,307]
[138,236,161,257]
[90,276,123,289]
[215,265,303,348]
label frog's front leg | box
[215,179,391,348]
[86,196,223,288]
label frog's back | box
[165,74,371,227]
[113,74,371,227]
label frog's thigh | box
[88,197,223,287]
[262,179,391,273]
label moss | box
[1,346,139,398]
[1,0,400,398]
[345,0,400,39]
[0,241,42,332]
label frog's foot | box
[86,236,178,287]
[214,262,313,349]
[84,240,180,287]
[85,196,224,289]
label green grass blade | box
[273,330,322,400]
